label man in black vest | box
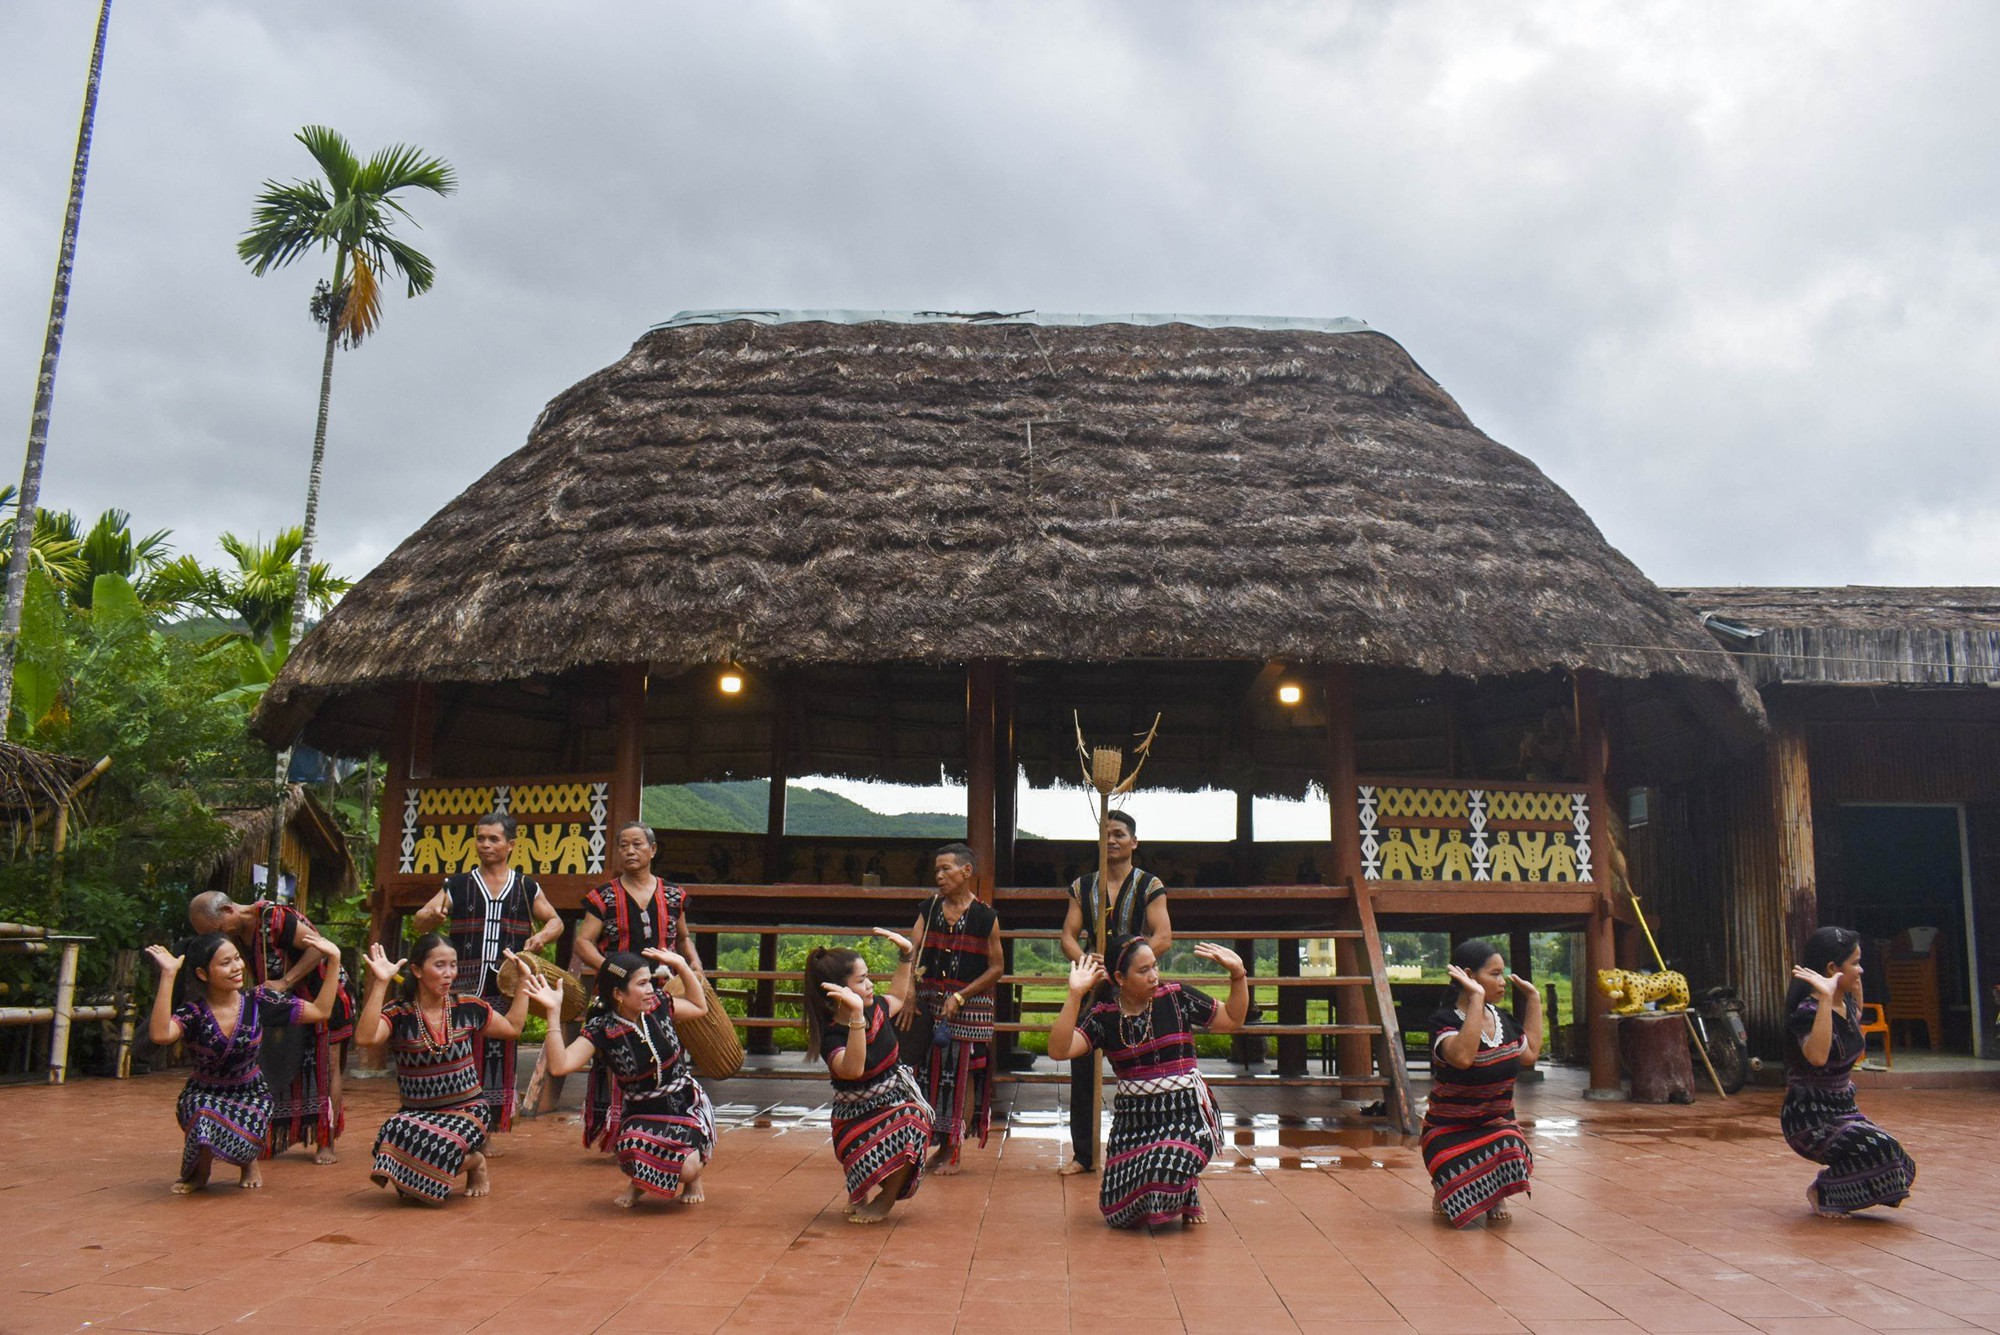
[1057,808,1172,1175]
[410,811,562,1147]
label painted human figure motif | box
[1514,832,1549,880]
[411,828,446,876]
[1436,831,1476,881]
[1408,830,1443,878]
[1488,832,1525,881]
[1542,833,1579,882]
[1379,830,1418,879]
[557,824,592,875]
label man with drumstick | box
[410,811,563,1151]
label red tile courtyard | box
[4,1066,1996,1334]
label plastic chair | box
[1857,1002,1892,1068]
[1883,928,1943,1051]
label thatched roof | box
[198,784,357,896]
[0,742,103,819]
[257,312,1758,751]
[1673,586,2000,687]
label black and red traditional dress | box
[1782,996,1917,1213]
[822,996,932,1206]
[369,995,494,1203]
[582,1000,715,1199]
[913,896,996,1166]
[1075,981,1222,1228]
[580,878,689,1149]
[1422,1005,1532,1227]
[441,868,542,1131]
[245,900,352,1154]
[170,988,300,1182]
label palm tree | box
[0,0,115,725]
[239,126,451,888]
[0,488,87,597]
[237,126,455,637]
[202,528,349,651]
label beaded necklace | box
[417,991,454,1056]
[1117,993,1155,1049]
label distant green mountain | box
[642,779,995,838]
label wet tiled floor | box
[3,1063,1993,1333]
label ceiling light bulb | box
[1277,683,1303,705]
[719,672,744,695]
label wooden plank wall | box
[1636,707,2000,1057]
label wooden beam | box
[613,665,646,830]
[1323,665,1373,1077]
[1770,714,1819,960]
[1574,670,1621,1097]
[967,661,997,903]
[764,673,790,881]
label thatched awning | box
[1673,586,2000,687]
[0,741,103,819]
[197,784,358,897]
[257,312,1758,750]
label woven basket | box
[664,972,745,1079]
[495,953,588,1024]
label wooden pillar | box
[1509,927,1534,1026]
[764,674,790,881]
[1276,937,1306,1076]
[1323,665,1373,1077]
[751,933,779,1056]
[994,663,1017,888]
[370,686,419,951]
[1231,935,1264,1067]
[1770,717,1819,960]
[1575,671,1621,1096]
[967,662,997,903]
[1585,902,1620,1096]
[613,665,646,829]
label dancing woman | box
[528,948,715,1207]
[1046,936,1247,1229]
[574,821,703,1150]
[805,929,932,1224]
[1423,938,1541,1228]
[1785,925,1917,1216]
[145,930,344,1193]
[353,936,531,1204]
[898,842,1004,1176]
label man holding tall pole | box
[1058,809,1171,1175]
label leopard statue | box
[1595,968,1690,1015]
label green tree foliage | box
[0,573,266,958]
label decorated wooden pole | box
[1074,713,1160,1171]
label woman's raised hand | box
[1447,963,1481,997]
[1508,973,1539,998]
[144,944,183,975]
[518,970,561,1014]
[642,947,686,972]
[819,980,865,1023]
[1068,955,1107,995]
[871,927,914,956]
[299,932,341,966]
[364,942,405,987]
[1790,966,1840,1001]
[1192,942,1246,979]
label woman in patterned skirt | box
[805,929,932,1224]
[144,930,345,1193]
[1424,938,1542,1228]
[353,935,532,1205]
[574,821,703,1153]
[1047,935,1248,1229]
[527,947,715,1207]
[1784,925,1917,1216]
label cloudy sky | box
[3,1,1996,604]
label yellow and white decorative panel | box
[1356,782,1593,885]
[387,773,617,903]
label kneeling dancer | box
[1424,939,1542,1227]
[805,929,932,1224]
[1784,926,1917,1216]
[145,930,345,1193]
[529,948,714,1207]
[1047,936,1247,1228]
[354,936,531,1204]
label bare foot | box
[313,1144,338,1166]
[1058,1159,1091,1176]
[238,1163,263,1189]
[926,1147,960,1177]
[848,1194,894,1224]
[175,1150,213,1194]
[1183,1207,1206,1226]
[483,1137,505,1159]
[680,1158,706,1204]
[1488,1204,1512,1224]
[465,1152,491,1198]
[613,1181,641,1208]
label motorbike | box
[1687,984,1752,1094]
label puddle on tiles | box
[1220,1116,1418,1171]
